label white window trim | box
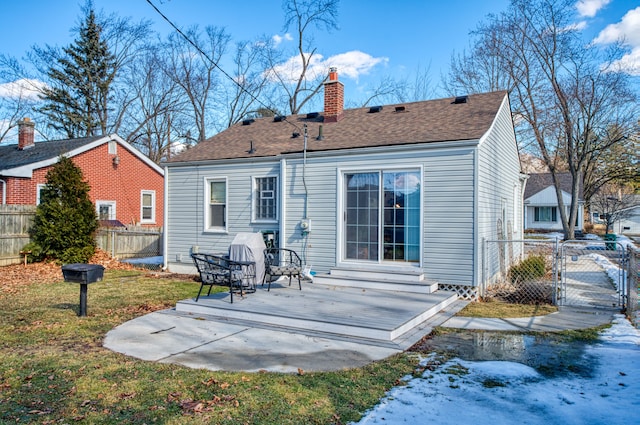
[204,176,228,233]
[336,165,424,270]
[36,183,47,205]
[96,200,117,220]
[140,190,156,224]
[251,175,279,223]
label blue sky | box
[0,0,638,105]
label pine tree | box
[27,156,98,263]
[39,8,116,138]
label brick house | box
[0,118,164,227]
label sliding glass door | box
[344,170,420,264]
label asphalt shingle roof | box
[524,172,583,200]
[168,91,508,163]
[0,136,104,170]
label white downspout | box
[0,179,5,204]
[280,158,287,249]
[162,166,169,271]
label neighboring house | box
[614,195,640,235]
[164,69,524,298]
[523,172,584,232]
[0,118,164,227]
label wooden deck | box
[175,281,460,348]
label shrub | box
[509,255,546,283]
[26,156,98,263]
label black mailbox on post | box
[62,263,105,316]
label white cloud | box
[604,47,640,75]
[272,33,293,47]
[566,20,588,31]
[593,6,640,46]
[0,78,46,100]
[593,7,640,75]
[265,50,388,84]
[575,0,611,18]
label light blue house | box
[163,70,524,299]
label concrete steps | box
[313,268,439,294]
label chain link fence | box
[483,238,636,312]
[483,240,557,304]
[625,245,639,324]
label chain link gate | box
[483,239,630,309]
[558,241,624,309]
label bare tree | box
[444,0,639,239]
[165,25,230,141]
[224,40,273,127]
[357,64,435,107]
[591,184,638,234]
[0,55,41,142]
[262,0,339,115]
[120,45,190,163]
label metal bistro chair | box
[191,253,245,303]
[263,248,303,291]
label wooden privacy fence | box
[95,227,162,261]
[0,205,162,267]
[0,205,36,266]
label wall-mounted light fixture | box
[113,155,120,165]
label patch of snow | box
[352,316,640,425]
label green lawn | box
[0,269,417,424]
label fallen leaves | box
[0,249,135,297]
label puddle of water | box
[410,331,598,378]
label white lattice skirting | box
[439,283,478,301]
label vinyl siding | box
[477,95,522,287]
[283,145,476,286]
[165,160,280,274]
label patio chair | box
[191,253,245,303]
[263,248,303,291]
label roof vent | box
[273,115,286,122]
[453,95,468,104]
[242,119,255,125]
[247,140,256,154]
[306,112,319,119]
[368,105,383,113]
[394,106,406,112]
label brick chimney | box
[323,67,344,123]
[18,118,35,150]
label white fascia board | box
[108,134,164,176]
[0,134,164,178]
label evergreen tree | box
[27,156,98,263]
[39,8,116,138]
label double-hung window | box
[254,176,278,222]
[206,178,227,231]
[140,190,155,224]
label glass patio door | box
[344,170,420,264]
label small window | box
[140,190,155,224]
[206,178,227,231]
[36,184,47,205]
[534,206,557,222]
[254,176,278,221]
[108,140,117,155]
[96,201,116,220]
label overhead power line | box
[144,0,302,132]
